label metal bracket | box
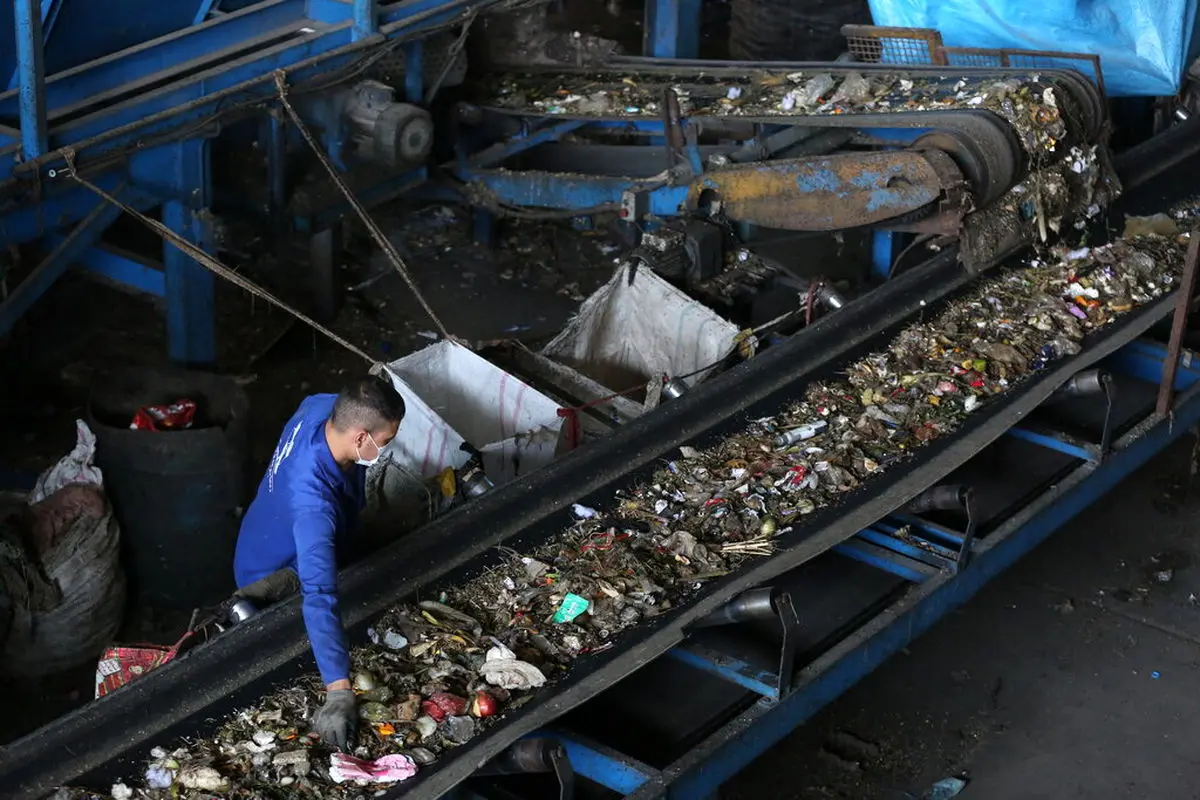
[662,87,687,173]
[475,738,575,800]
[551,741,575,800]
[1009,368,1117,463]
[773,591,800,697]
[1053,368,1116,459]
[956,487,978,571]
[686,586,802,700]
[900,483,978,571]
[1158,231,1200,416]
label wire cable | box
[62,149,380,367]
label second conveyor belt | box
[5,116,1200,800]
[459,59,1112,270]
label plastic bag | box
[95,632,192,698]
[30,419,103,503]
[0,421,125,677]
[376,343,565,486]
[0,494,125,677]
[867,0,1199,97]
[542,262,745,395]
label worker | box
[232,375,406,751]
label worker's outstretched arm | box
[294,510,358,750]
[293,510,351,687]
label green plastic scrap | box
[552,593,591,624]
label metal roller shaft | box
[691,586,779,628]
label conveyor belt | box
[463,60,1110,262]
[477,62,1105,159]
[4,127,1199,800]
[603,57,1108,142]
[320,301,1186,800]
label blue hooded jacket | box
[234,394,365,686]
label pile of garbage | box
[0,422,124,681]
[54,217,1191,799]
[485,69,1085,159]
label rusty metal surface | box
[685,150,955,231]
[1157,232,1200,415]
[881,148,970,236]
[663,88,686,170]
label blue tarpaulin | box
[867,0,1200,97]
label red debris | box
[130,398,197,432]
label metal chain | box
[273,71,453,341]
[61,149,380,367]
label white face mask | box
[355,432,383,467]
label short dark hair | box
[331,375,406,433]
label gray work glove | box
[312,688,357,751]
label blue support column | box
[159,139,216,365]
[265,112,288,229]
[473,208,495,247]
[13,0,48,160]
[352,0,378,41]
[871,230,896,279]
[192,0,220,25]
[404,40,423,104]
[643,0,702,58]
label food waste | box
[484,69,1090,159]
[52,211,1195,800]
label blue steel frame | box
[472,337,1200,799]
[0,0,498,363]
[13,0,46,159]
[0,0,710,363]
[456,122,944,229]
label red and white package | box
[130,398,197,432]
[95,631,194,698]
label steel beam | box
[151,138,216,365]
[404,39,424,103]
[13,0,47,159]
[464,120,589,169]
[548,731,660,794]
[0,0,307,121]
[354,0,379,41]
[265,111,288,228]
[1004,426,1095,460]
[192,0,222,26]
[643,0,701,59]
[38,235,168,297]
[871,230,897,278]
[0,0,501,183]
[0,174,146,245]
[74,244,167,296]
[0,188,126,336]
[464,169,689,214]
[1156,233,1200,415]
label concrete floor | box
[725,436,1200,800]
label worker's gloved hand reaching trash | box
[312,688,358,750]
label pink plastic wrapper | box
[329,753,418,784]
